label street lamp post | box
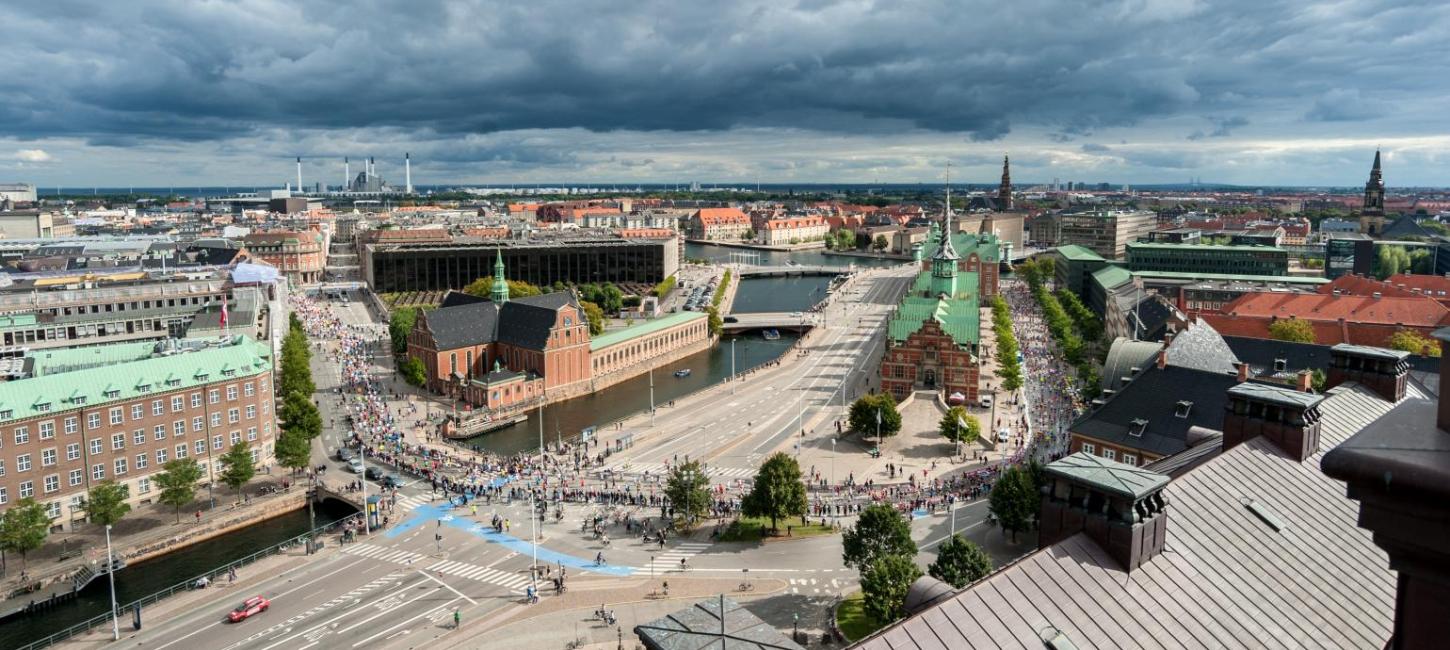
[105,525,119,641]
[649,367,655,427]
[731,338,736,395]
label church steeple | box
[1364,149,1385,216]
[931,166,960,298]
[998,154,1014,211]
[491,248,510,304]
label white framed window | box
[175,443,188,459]
[153,399,165,416]
[259,378,268,393]
[245,405,256,419]
[19,480,34,498]
[154,425,165,441]
[250,448,259,464]
[0,487,6,504]
[174,421,185,436]
[0,459,5,476]
[114,458,127,475]
[131,404,144,420]
[69,469,83,486]
[87,413,101,430]
[133,429,145,445]
[109,408,123,425]
[155,448,168,464]
[226,386,238,401]
[171,396,184,412]
[92,464,105,481]
[210,413,221,428]
[1123,454,1137,466]
[90,438,102,455]
[66,443,79,461]
[192,417,203,432]
[208,390,220,405]
[43,474,59,494]
[1104,449,1117,461]
[39,421,54,440]
[190,393,201,409]
[247,427,257,441]
[64,417,78,434]
[213,435,223,450]
[16,454,31,472]
[14,426,29,445]
[230,431,241,445]
[228,408,239,424]
[135,453,147,470]
[244,382,255,397]
[45,501,60,519]
[1082,443,1096,455]
[137,477,151,494]
[111,433,125,450]
[41,448,56,467]
[193,440,204,455]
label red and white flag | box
[220,296,229,331]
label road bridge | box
[735,264,843,278]
[720,311,819,333]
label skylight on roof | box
[1175,401,1193,418]
[1129,418,1148,436]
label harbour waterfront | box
[0,501,354,648]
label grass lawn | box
[717,516,836,543]
[836,591,885,641]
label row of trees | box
[275,315,323,474]
[842,503,994,625]
[1032,284,1085,366]
[990,296,1024,393]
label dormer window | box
[103,389,120,399]
[166,378,181,387]
[1273,358,1287,372]
[1175,401,1193,418]
[72,395,87,405]
[0,409,11,419]
[35,402,51,412]
[1129,418,1149,436]
[136,384,151,393]
[221,369,236,377]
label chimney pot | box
[1157,348,1168,369]
[1297,369,1314,393]
[1236,361,1250,382]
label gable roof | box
[1218,291,1450,327]
[854,382,1402,650]
[1163,318,1239,374]
[1055,244,1103,262]
[693,207,750,226]
[1379,214,1435,239]
[1073,364,1238,457]
[422,302,500,350]
[887,295,980,348]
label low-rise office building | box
[362,234,679,294]
[1126,241,1290,276]
[1056,210,1156,259]
[0,336,277,532]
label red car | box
[228,595,270,622]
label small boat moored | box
[762,329,781,340]
[674,369,692,378]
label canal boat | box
[762,329,781,340]
[674,369,692,378]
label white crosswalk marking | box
[422,559,530,593]
[633,541,713,573]
[603,462,755,480]
[390,495,430,511]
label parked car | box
[997,428,1010,443]
[336,447,354,462]
[381,475,406,489]
[723,316,738,323]
[364,466,384,480]
[228,595,270,623]
[980,395,993,409]
[347,458,364,473]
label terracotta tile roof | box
[1219,292,1450,327]
[1317,274,1419,298]
[1384,273,1450,297]
[693,207,750,225]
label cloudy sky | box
[2,0,1448,188]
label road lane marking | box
[417,569,478,605]
[253,576,423,650]
[350,597,460,647]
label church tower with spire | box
[931,186,960,298]
[1359,150,1386,235]
[997,154,1014,211]
[491,249,510,304]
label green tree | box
[860,554,923,625]
[835,229,857,250]
[988,466,1036,543]
[872,234,890,251]
[219,442,256,503]
[82,481,132,528]
[1388,329,1440,357]
[388,307,417,355]
[274,429,313,475]
[847,393,902,439]
[400,356,428,387]
[664,460,712,527]
[939,406,980,448]
[1268,318,1316,344]
[741,452,808,534]
[928,534,994,588]
[1410,249,1434,275]
[580,300,606,335]
[0,498,51,569]
[280,391,323,441]
[705,306,723,337]
[841,503,917,570]
[155,458,202,523]
[1311,368,1328,392]
[461,277,543,299]
[1375,245,1411,280]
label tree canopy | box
[939,406,980,446]
[664,460,712,527]
[741,452,808,533]
[220,442,256,502]
[0,498,51,568]
[83,481,132,528]
[928,534,994,588]
[988,465,1036,543]
[1387,329,1440,357]
[400,356,428,386]
[579,300,606,335]
[848,393,902,439]
[1268,318,1316,343]
[156,458,203,522]
[462,277,543,299]
[388,307,417,355]
[860,553,923,625]
[842,503,917,570]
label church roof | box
[888,295,980,348]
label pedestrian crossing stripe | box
[343,543,426,565]
[603,462,755,480]
[426,559,530,592]
[634,541,713,572]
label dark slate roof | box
[1379,213,1434,239]
[423,302,499,349]
[1164,319,1239,375]
[1225,335,1440,378]
[1101,338,1161,392]
[1072,364,1239,457]
[636,597,803,650]
[1126,294,1176,341]
[439,290,489,308]
[495,291,581,350]
[852,382,1402,650]
[1227,381,1325,409]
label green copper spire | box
[492,248,510,304]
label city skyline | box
[2,0,1448,187]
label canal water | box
[0,501,354,648]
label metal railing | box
[16,511,362,650]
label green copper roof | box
[0,336,273,425]
[1055,245,1104,262]
[888,295,980,348]
[919,231,1002,264]
[1046,451,1169,500]
[590,311,708,351]
[0,314,37,329]
[1091,265,1133,291]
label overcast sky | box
[2,0,1447,189]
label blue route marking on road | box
[913,508,928,519]
[382,501,631,576]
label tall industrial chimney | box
[344,157,350,191]
[405,153,413,194]
[296,157,303,193]
[369,156,375,178]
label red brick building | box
[1203,290,1450,347]
[243,229,327,284]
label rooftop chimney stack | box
[405,152,413,194]
[1038,453,1170,573]
[1222,382,1325,462]
[1326,344,1409,403]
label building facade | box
[0,336,276,532]
[688,208,752,241]
[1126,242,1290,276]
[244,230,327,284]
[759,216,829,246]
[362,236,679,294]
[1056,210,1156,260]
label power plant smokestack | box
[296,157,303,194]
[369,156,375,178]
[344,157,350,192]
[405,153,413,194]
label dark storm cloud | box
[2,0,1445,146]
